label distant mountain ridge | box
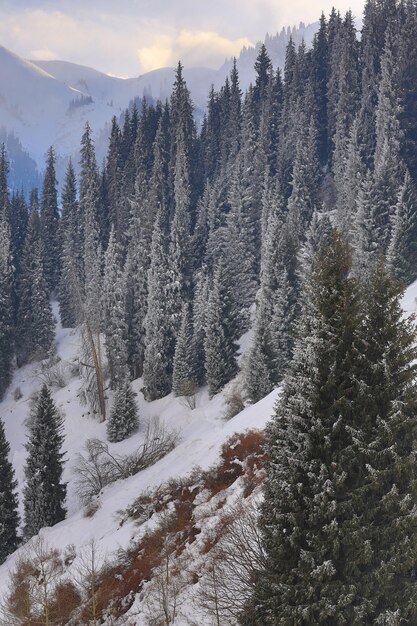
[0,21,318,192]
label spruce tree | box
[204,260,239,398]
[142,210,173,400]
[23,385,66,538]
[0,418,19,564]
[172,304,198,398]
[40,147,60,291]
[107,379,139,443]
[0,218,14,398]
[244,235,417,625]
[102,229,129,389]
[387,170,417,284]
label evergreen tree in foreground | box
[0,418,19,564]
[23,385,66,538]
[107,380,139,443]
[244,234,417,625]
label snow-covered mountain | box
[0,22,318,192]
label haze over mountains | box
[0,21,317,193]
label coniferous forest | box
[2,0,417,623]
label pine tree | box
[142,211,173,400]
[0,218,14,398]
[0,418,19,564]
[244,235,417,625]
[102,229,129,389]
[16,212,54,366]
[107,379,139,443]
[204,260,239,398]
[40,147,60,291]
[387,170,417,284]
[172,304,198,398]
[23,385,66,538]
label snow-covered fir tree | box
[204,259,239,397]
[172,303,198,398]
[0,418,19,564]
[142,210,173,400]
[0,218,13,399]
[244,234,417,624]
[40,147,60,292]
[23,385,66,538]
[16,209,54,365]
[107,379,139,443]
[387,169,417,284]
[102,228,129,389]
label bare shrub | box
[0,535,79,626]
[73,539,107,626]
[13,387,22,401]
[196,498,266,623]
[177,380,198,410]
[74,419,178,504]
[224,385,245,420]
[83,498,101,518]
[34,357,72,389]
[142,511,189,626]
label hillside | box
[0,303,277,624]
[1,277,416,624]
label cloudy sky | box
[0,0,365,77]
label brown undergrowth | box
[2,430,267,625]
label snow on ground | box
[1,280,416,619]
[0,302,278,611]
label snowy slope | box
[1,280,416,621]
[0,20,319,186]
[0,301,276,615]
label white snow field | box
[0,303,276,623]
[1,279,416,624]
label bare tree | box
[143,511,188,626]
[73,539,106,626]
[74,419,178,504]
[196,498,266,623]
[68,262,107,422]
[0,536,64,626]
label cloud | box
[137,36,173,73]
[0,1,366,76]
[30,48,58,61]
[137,30,253,72]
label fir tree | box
[59,161,79,328]
[16,213,54,366]
[387,170,417,284]
[40,147,60,291]
[204,260,239,398]
[107,379,139,443]
[0,418,19,564]
[0,218,14,398]
[172,304,198,398]
[23,385,66,538]
[142,210,173,400]
[244,235,417,625]
[102,229,129,389]
[168,134,192,340]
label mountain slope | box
[1,276,416,623]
